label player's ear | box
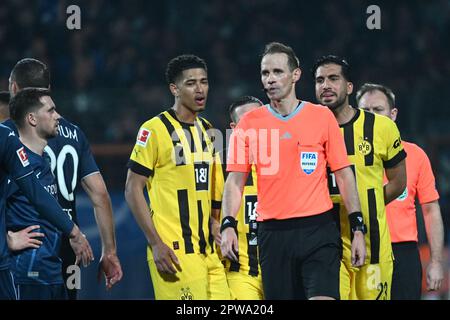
[230,122,236,129]
[169,83,179,98]
[391,107,398,121]
[10,81,19,95]
[347,81,354,95]
[292,68,301,83]
[27,112,37,127]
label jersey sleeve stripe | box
[383,149,406,168]
[127,159,154,177]
[363,111,375,166]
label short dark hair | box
[312,55,352,82]
[0,91,10,106]
[261,42,299,71]
[356,83,396,110]
[10,88,51,128]
[10,58,50,89]
[229,96,263,122]
[165,54,207,84]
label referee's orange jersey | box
[227,101,350,221]
[386,141,439,243]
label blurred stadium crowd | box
[0,1,448,138]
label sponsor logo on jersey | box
[16,147,30,167]
[136,128,151,147]
[280,132,292,140]
[300,152,318,175]
[393,137,401,149]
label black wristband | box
[348,211,367,234]
[220,216,237,233]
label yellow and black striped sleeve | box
[127,119,159,178]
[380,116,406,168]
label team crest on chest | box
[357,139,372,156]
[300,152,318,175]
[180,287,193,300]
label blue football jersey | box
[0,125,34,270]
[6,147,63,285]
[3,118,99,224]
[44,118,99,224]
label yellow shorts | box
[340,260,393,300]
[148,252,231,300]
[226,271,263,300]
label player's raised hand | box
[98,253,123,290]
[7,225,45,251]
[351,231,366,267]
[69,225,94,267]
[220,228,239,262]
[152,240,181,274]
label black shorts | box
[0,269,17,300]
[391,241,422,300]
[258,211,341,300]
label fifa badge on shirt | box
[300,152,318,175]
[16,147,30,167]
[136,128,151,147]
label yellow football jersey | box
[328,109,406,264]
[128,109,223,258]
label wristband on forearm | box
[220,216,237,233]
[348,211,367,234]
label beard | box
[44,128,59,139]
[320,93,347,110]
